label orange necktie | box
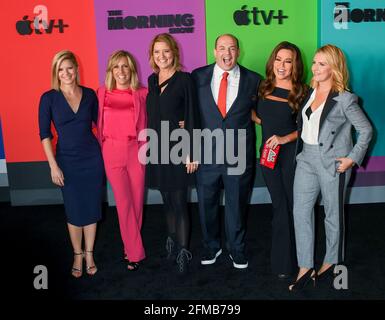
[217,72,229,117]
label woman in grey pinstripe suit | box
[289,45,372,291]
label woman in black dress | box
[252,42,308,279]
[39,50,104,278]
[146,33,200,274]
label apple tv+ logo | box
[233,5,288,26]
[16,14,69,35]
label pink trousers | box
[102,138,146,262]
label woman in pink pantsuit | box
[97,50,147,271]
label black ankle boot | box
[176,248,192,274]
[165,236,176,260]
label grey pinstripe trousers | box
[293,143,350,268]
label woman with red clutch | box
[252,42,308,279]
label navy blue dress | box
[39,86,104,226]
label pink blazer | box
[96,86,148,148]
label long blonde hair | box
[51,50,80,91]
[105,50,140,90]
[311,44,349,93]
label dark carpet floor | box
[1,202,385,300]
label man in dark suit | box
[191,34,261,269]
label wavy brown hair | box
[259,41,307,112]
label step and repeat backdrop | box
[0,119,9,201]
[0,0,384,205]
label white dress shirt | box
[211,64,240,113]
[301,89,326,145]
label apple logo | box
[233,5,251,25]
[16,16,33,35]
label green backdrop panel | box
[205,0,318,156]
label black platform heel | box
[124,254,140,271]
[289,268,316,292]
[127,261,140,271]
[317,264,337,280]
[317,264,339,288]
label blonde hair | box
[105,50,140,90]
[148,33,182,73]
[311,44,349,93]
[51,50,79,91]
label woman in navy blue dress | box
[38,50,104,278]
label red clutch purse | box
[260,142,280,169]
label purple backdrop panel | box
[347,157,385,187]
[94,0,206,87]
[351,172,385,188]
[356,156,385,173]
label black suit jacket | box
[191,64,261,172]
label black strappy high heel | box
[127,261,140,271]
[124,254,140,271]
[84,250,97,276]
[71,251,84,278]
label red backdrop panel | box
[0,0,99,162]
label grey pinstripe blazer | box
[296,90,373,177]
